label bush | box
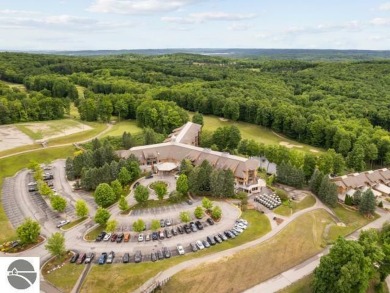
[194,206,204,219]
[169,191,183,203]
[275,189,288,201]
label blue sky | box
[1,0,390,50]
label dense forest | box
[1,52,390,170]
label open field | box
[161,210,333,293]
[0,80,27,91]
[0,125,34,151]
[278,274,313,293]
[274,195,316,216]
[327,205,378,241]
[0,146,75,242]
[101,120,142,138]
[80,211,270,293]
[196,113,324,154]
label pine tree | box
[359,189,376,216]
[309,169,324,194]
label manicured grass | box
[197,113,324,154]
[327,205,378,241]
[0,146,75,243]
[101,120,142,138]
[62,217,88,230]
[15,124,43,140]
[278,274,313,293]
[274,195,316,217]
[43,252,85,293]
[131,199,178,210]
[161,210,334,293]
[48,122,107,145]
[84,225,105,241]
[80,210,271,293]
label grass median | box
[79,210,271,293]
[62,217,88,231]
[274,195,316,216]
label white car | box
[236,223,247,230]
[177,244,185,255]
[196,240,205,250]
[138,234,144,242]
[56,220,69,228]
[238,219,248,225]
[233,227,244,233]
[103,233,112,241]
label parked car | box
[122,253,130,263]
[177,244,185,255]
[152,231,159,241]
[184,224,191,234]
[145,234,151,241]
[163,247,171,258]
[138,234,144,242]
[206,218,215,225]
[190,222,198,232]
[77,253,86,264]
[195,221,204,230]
[98,252,107,265]
[238,219,248,225]
[214,235,222,244]
[233,227,244,234]
[159,230,165,240]
[70,252,79,263]
[207,236,216,246]
[165,229,172,238]
[218,233,228,241]
[225,230,235,239]
[177,226,184,234]
[160,219,165,227]
[171,227,178,236]
[124,233,130,242]
[190,242,198,252]
[165,219,172,226]
[196,240,205,250]
[151,251,157,262]
[236,222,247,230]
[106,251,115,264]
[134,250,142,263]
[133,182,140,189]
[110,233,118,242]
[95,231,106,242]
[157,249,164,260]
[85,252,95,264]
[145,173,154,179]
[202,240,211,248]
[186,199,193,205]
[230,229,239,236]
[116,233,124,243]
[103,233,112,241]
[56,220,69,228]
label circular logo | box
[7,259,37,290]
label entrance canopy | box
[156,162,177,172]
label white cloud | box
[370,17,390,26]
[379,2,390,11]
[162,12,256,24]
[88,0,196,14]
[228,22,250,31]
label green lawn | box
[327,205,378,241]
[162,210,333,293]
[84,225,105,241]
[101,120,142,138]
[62,217,88,230]
[274,195,316,216]
[80,210,271,293]
[0,146,75,242]
[278,274,313,293]
[197,113,324,154]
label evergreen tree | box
[65,157,75,180]
[318,176,338,207]
[309,169,324,194]
[359,189,376,216]
[122,131,133,149]
[192,112,204,126]
[353,189,362,206]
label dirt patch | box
[310,149,319,153]
[219,118,229,122]
[0,125,34,151]
[279,141,303,149]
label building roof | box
[164,122,201,145]
[373,183,390,196]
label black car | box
[163,247,171,258]
[70,252,79,263]
[207,236,216,246]
[95,231,106,242]
[171,227,178,236]
[177,226,184,234]
[160,219,165,228]
[134,251,142,263]
[202,240,211,248]
[186,199,193,205]
[190,242,198,252]
[230,229,239,236]
[151,252,157,262]
[195,221,204,230]
[165,229,172,238]
[116,233,124,243]
[184,224,191,234]
[133,182,140,189]
[123,253,130,263]
[152,231,159,241]
[145,173,154,179]
[218,233,227,241]
[225,230,235,239]
[85,252,95,264]
[214,235,222,244]
[207,218,215,225]
[157,249,164,260]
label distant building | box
[118,122,262,194]
[331,168,390,197]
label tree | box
[50,195,67,212]
[211,205,222,220]
[347,144,366,171]
[179,159,193,176]
[318,176,338,207]
[122,131,133,149]
[313,237,372,293]
[134,185,149,205]
[309,169,324,194]
[45,232,66,257]
[94,207,111,225]
[180,211,191,223]
[106,219,118,233]
[133,219,146,232]
[118,167,131,186]
[16,218,41,244]
[111,179,123,200]
[75,200,89,218]
[176,174,189,195]
[358,229,384,274]
[353,190,362,206]
[118,195,129,212]
[154,182,167,201]
[202,197,213,211]
[38,180,54,197]
[65,157,75,180]
[151,219,161,231]
[359,189,376,216]
[192,112,204,125]
[194,206,204,219]
[303,154,317,181]
[344,194,353,206]
[94,183,116,207]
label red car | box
[110,233,118,242]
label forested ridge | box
[1,52,390,169]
